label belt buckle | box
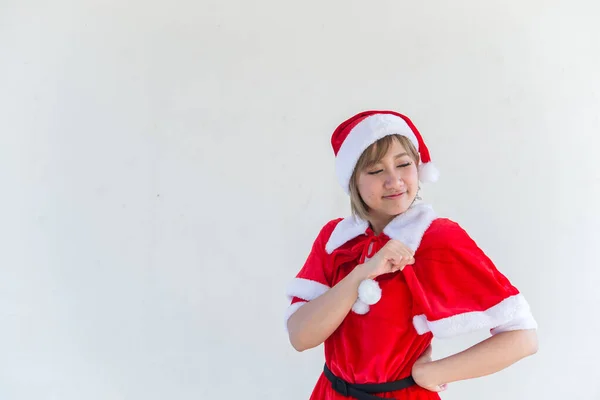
[333,377,349,396]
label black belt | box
[324,364,416,400]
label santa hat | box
[331,110,439,194]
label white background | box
[1,1,599,399]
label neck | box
[369,197,422,234]
[368,214,396,235]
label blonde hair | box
[349,135,420,221]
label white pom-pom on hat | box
[418,161,440,183]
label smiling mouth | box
[383,192,405,199]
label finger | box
[388,255,403,265]
[395,254,414,267]
[389,242,413,257]
[383,258,398,272]
[387,259,404,273]
[389,240,414,255]
[391,264,403,273]
[387,240,408,253]
[389,246,409,261]
[399,249,415,264]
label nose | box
[383,169,403,189]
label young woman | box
[285,110,538,399]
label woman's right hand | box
[360,240,415,280]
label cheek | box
[357,177,380,202]
[405,167,419,188]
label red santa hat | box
[331,110,439,194]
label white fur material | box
[335,114,419,194]
[325,202,437,253]
[325,215,369,254]
[284,278,331,329]
[418,162,440,183]
[490,302,538,335]
[285,278,330,302]
[382,203,437,252]
[352,298,370,315]
[357,279,381,305]
[412,294,537,338]
[324,203,437,316]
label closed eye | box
[368,162,411,175]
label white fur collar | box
[325,203,438,254]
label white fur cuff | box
[412,294,536,338]
[285,278,330,302]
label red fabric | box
[329,110,432,163]
[330,113,371,155]
[289,221,439,399]
[394,113,431,164]
[404,218,519,326]
[289,219,340,306]
[288,217,523,399]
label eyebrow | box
[366,152,410,168]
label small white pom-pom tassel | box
[352,299,370,315]
[418,162,440,183]
[358,279,382,305]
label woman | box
[285,110,538,399]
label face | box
[356,138,419,229]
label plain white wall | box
[1,0,599,399]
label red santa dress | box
[285,203,537,400]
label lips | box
[383,192,405,199]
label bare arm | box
[413,329,538,390]
[287,240,415,352]
[287,265,367,352]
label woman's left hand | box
[412,345,448,392]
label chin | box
[384,203,411,216]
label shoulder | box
[420,218,476,250]
[316,218,344,241]
[425,217,465,235]
[309,218,345,247]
